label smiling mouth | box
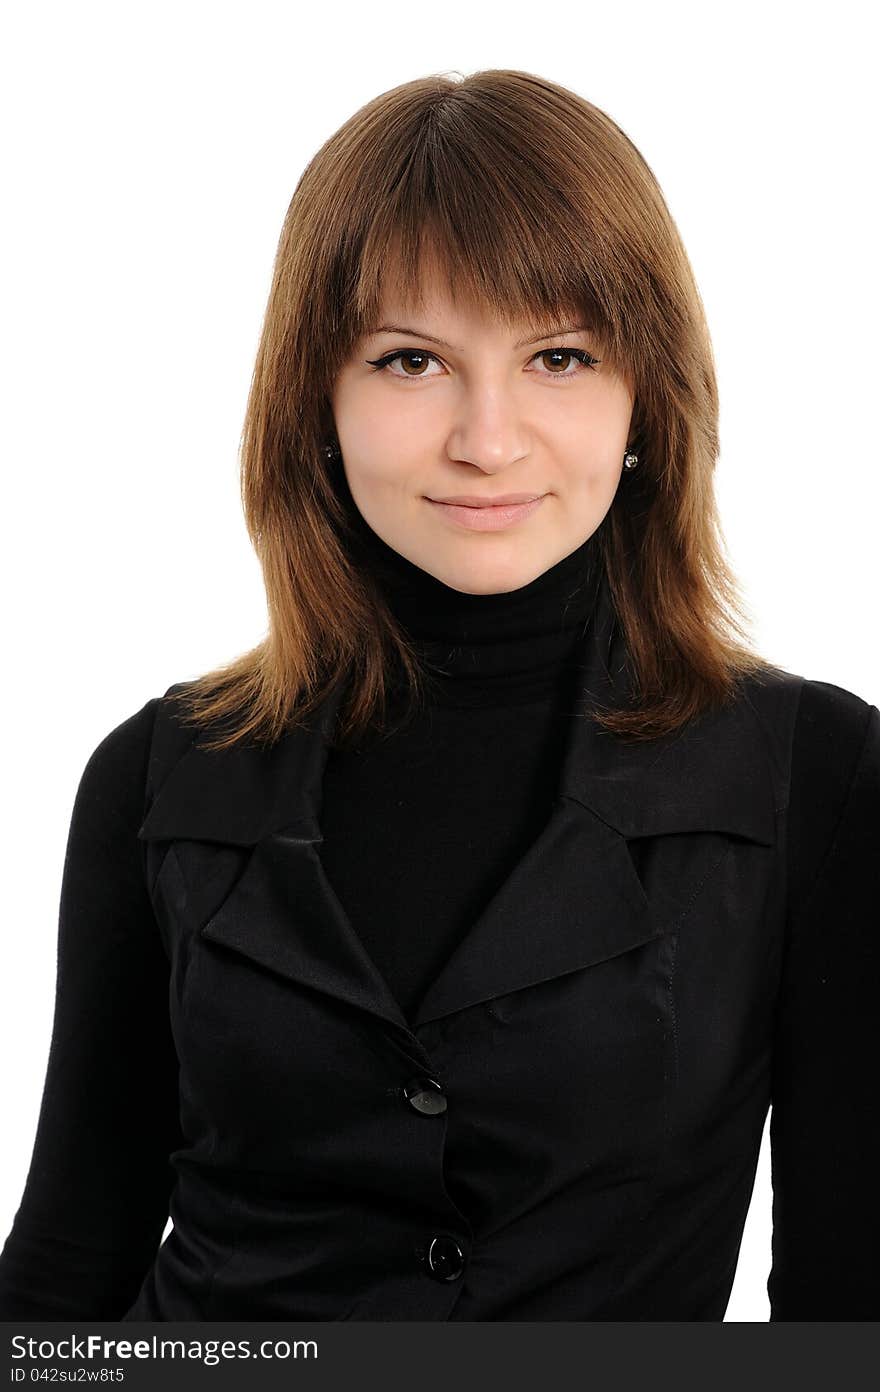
[425,494,547,531]
[427,494,545,507]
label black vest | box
[126,567,802,1319]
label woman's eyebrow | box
[366,323,592,351]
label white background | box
[1,0,877,1323]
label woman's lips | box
[426,495,546,531]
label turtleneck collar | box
[338,471,606,708]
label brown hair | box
[169,67,774,753]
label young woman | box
[0,68,877,1323]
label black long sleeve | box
[0,698,184,1319]
[768,681,880,1319]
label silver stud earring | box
[323,440,341,461]
[623,450,639,470]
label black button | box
[403,1075,447,1116]
[425,1234,465,1281]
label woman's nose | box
[447,387,528,472]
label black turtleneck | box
[318,509,605,1024]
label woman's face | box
[330,276,635,595]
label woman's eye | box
[364,346,600,380]
[534,348,600,376]
[368,349,441,378]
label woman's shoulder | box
[743,663,876,773]
[77,695,160,792]
[786,674,879,913]
[793,675,876,747]
[790,676,877,807]
[76,682,197,812]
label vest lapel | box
[138,573,778,1036]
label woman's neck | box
[344,496,606,708]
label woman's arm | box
[768,682,880,1320]
[0,698,184,1318]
